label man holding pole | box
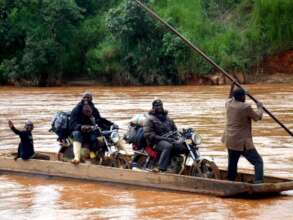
[222,84,264,183]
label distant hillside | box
[0,0,292,86]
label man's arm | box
[93,107,114,130]
[247,102,264,121]
[228,83,235,98]
[8,120,21,160]
[8,120,21,135]
[98,117,114,130]
[69,106,82,131]
[225,83,235,108]
[143,119,156,143]
[171,119,177,131]
[144,119,173,144]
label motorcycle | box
[53,125,130,168]
[96,125,131,168]
[126,126,220,178]
[177,128,220,178]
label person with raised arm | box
[223,84,264,183]
[8,120,35,160]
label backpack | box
[125,125,147,150]
[130,114,146,126]
[50,111,71,140]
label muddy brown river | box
[0,84,293,219]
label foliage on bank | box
[0,0,292,86]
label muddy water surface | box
[0,84,293,219]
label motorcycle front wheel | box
[190,159,220,179]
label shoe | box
[90,152,96,159]
[254,180,264,184]
[131,162,138,169]
[71,159,80,165]
[152,167,160,173]
[152,167,166,173]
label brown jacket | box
[223,99,263,151]
[144,111,177,146]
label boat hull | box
[0,156,292,197]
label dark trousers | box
[228,148,264,182]
[156,140,172,171]
[72,131,98,152]
[156,141,188,171]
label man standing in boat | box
[144,99,188,172]
[69,92,115,164]
[223,84,264,183]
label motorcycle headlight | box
[185,139,193,145]
[111,131,120,144]
[192,133,202,145]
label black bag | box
[50,111,71,140]
[125,125,147,150]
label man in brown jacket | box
[144,99,188,172]
[223,84,264,183]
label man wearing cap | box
[69,92,115,164]
[223,84,264,183]
[8,120,35,160]
[144,99,187,172]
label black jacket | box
[69,101,113,132]
[143,110,177,146]
[11,127,35,160]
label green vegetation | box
[0,0,292,86]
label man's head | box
[82,104,93,117]
[24,120,34,131]
[233,88,246,102]
[82,92,93,104]
[152,99,164,114]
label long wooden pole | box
[134,0,293,137]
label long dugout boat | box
[0,152,293,197]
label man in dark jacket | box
[144,99,187,171]
[8,120,35,160]
[69,92,115,164]
[8,120,50,161]
[70,92,114,132]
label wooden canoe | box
[0,152,292,197]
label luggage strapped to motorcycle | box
[50,111,71,140]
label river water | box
[0,84,293,220]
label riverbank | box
[187,50,293,85]
[2,50,292,87]
[30,49,293,87]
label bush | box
[0,0,292,85]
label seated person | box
[70,92,114,132]
[70,104,99,164]
[8,120,49,160]
[143,99,188,172]
[69,92,116,164]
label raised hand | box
[256,101,263,109]
[8,120,14,128]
